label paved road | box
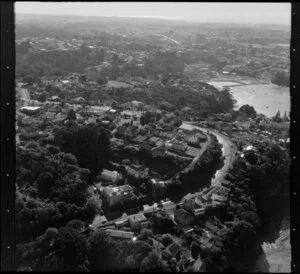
[182,122,237,192]
[93,122,237,226]
[167,125,211,182]
[158,34,181,46]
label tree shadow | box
[254,246,270,273]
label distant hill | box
[16,13,290,32]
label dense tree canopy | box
[271,70,289,87]
[54,123,111,179]
[238,104,257,117]
[140,251,169,272]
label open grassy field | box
[208,80,290,118]
[230,83,290,118]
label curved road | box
[17,84,235,193]
[181,121,237,194]
[158,34,181,46]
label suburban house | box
[166,140,187,153]
[204,221,220,235]
[125,165,149,182]
[91,214,108,228]
[151,146,165,157]
[114,213,129,228]
[165,242,181,258]
[49,95,61,102]
[143,203,158,215]
[102,184,134,207]
[185,135,200,148]
[99,169,122,184]
[20,106,41,116]
[131,135,148,144]
[74,96,86,103]
[128,213,148,230]
[105,229,134,241]
[148,136,160,146]
[174,209,195,226]
[194,208,205,218]
[211,194,226,205]
[125,166,140,180]
[183,198,195,213]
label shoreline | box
[207,80,290,118]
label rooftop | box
[128,213,147,223]
[166,243,180,257]
[20,106,41,111]
[143,203,158,213]
[100,169,120,181]
[103,184,133,197]
[106,229,134,239]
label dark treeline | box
[200,141,290,272]
[271,70,290,87]
[16,44,105,79]
[16,122,112,270]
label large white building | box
[99,169,122,184]
[102,184,134,207]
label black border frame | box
[1,1,16,271]
[290,2,299,273]
[0,1,298,272]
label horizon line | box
[16,12,291,27]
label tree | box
[174,118,182,127]
[239,104,257,117]
[54,227,89,271]
[79,75,87,83]
[67,109,76,122]
[191,241,201,259]
[273,110,282,123]
[159,101,176,111]
[140,111,152,126]
[271,70,289,87]
[61,153,77,165]
[96,77,108,85]
[23,75,34,85]
[38,92,48,102]
[66,219,85,232]
[36,172,54,198]
[16,40,31,55]
[54,123,111,179]
[151,212,174,234]
[166,179,183,197]
[282,111,289,122]
[112,53,119,66]
[140,252,168,272]
[241,211,260,229]
[98,48,105,63]
[177,96,186,108]
[161,234,173,247]
[88,230,118,271]
[45,84,52,92]
[139,229,153,241]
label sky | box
[15,2,291,25]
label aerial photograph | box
[14,2,290,272]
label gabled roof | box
[106,229,134,239]
[128,213,147,223]
[166,243,180,257]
